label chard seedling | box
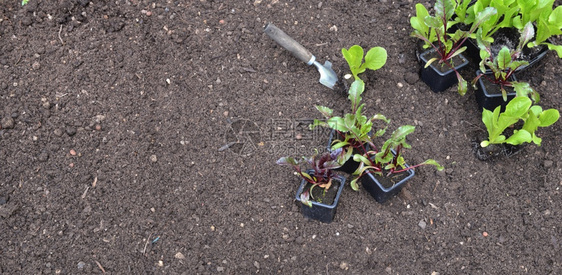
[513,0,562,57]
[310,79,389,166]
[277,150,341,207]
[480,96,560,147]
[349,125,444,191]
[341,45,387,81]
[473,22,540,102]
[410,0,497,95]
[466,0,520,43]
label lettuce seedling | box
[410,0,497,95]
[341,45,387,81]
[349,125,444,190]
[277,150,341,207]
[465,0,520,43]
[480,96,560,147]
[513,0,562,57]
[472,22,540,102]
[310,79,389,166]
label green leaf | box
[504,96,532,118]
[411,4,430,35]
[504,129,532,145]
[482,108,495,138]
[434,0,456,21]
[470,7,498,32]
[348,79,365,112]
[538,109,560,127]
[511,81,537,99]
[326,117,348,132]
[350,178,360,191]
[276,157,297,166]
[331,140,351,150]
[336,147,353,164]
[309,119,328,130]
[545,43,562,58]
[353,154,371,165]
[372,113,390,123]
[496,47,512,70]
[424,57,439,68]
[300,191,313,207]
[364,47,388,71]
[301,172,314,182]
[391,125,415,141]
[549,5,562,29]
[314,105,333,118]
[420,159,444,171]
[424,16,443,29]
[518,22,535,50]
[342,45,364,74]
[457,75,468,96]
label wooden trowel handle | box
[264,23,314,64]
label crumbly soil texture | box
[2,0,562,274]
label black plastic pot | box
[326,130,369,174]
[475,70,517,112]
[419,49,469,92]
[295,170,346,223]
[360,151,415,203]
[472,133,526,161]
[464,28,549,72]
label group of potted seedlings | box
[277,0,561,223]
[412,0,560,160]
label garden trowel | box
[264,23,338,90]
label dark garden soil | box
[1,0,562,274]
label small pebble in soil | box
[66,127,77,136]
[544,160,553,168]
[77,261,86,269]
[69,163,74,168]
[95,124,102,131]
[339,262,349,270]
[1,117,15,129]
[404,72,419,85]
[70,149,77,156]
[38,151,49,162]
[54,129,63,136]
[418,220,427,229]
[150,155,157,162]
[483,232,488,237]
[174,252,185,259]
[32,61,41,70]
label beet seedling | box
[277,150,341,207]
[349,125,443,190]
[472,22,540,102]
[310,79,389,166]
[341,45,387,81]
[410,0,497,95]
